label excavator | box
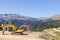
[1,23,16,31]
[11,24,30,35]
[0,23,30,35]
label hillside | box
[30,14,60,31]
[51,14,60,20]
[0,14,39,26]
[0,14,39,21]
[30,20,60,31]
[1,14,60,27]
[39,27,60,40]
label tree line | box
[30,20,60,31]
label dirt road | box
[0,32,44,40]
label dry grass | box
[54,32,60,40]
[39,28,60,40]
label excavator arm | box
[19,25,30,29]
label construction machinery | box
[1,23,16,31]
[0,23,30,35]
[19,24,30,31]
[11,24,30,35]
[0,23,23,35]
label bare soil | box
[0,32,44,40]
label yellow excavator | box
[1,23,15,31]
[11,24,30,35]
[0,23,30,35]
[1,23,23,35]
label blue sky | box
[0,0,60,18]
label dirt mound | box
[39,28,60,40]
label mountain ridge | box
[0,14,39,21]
[0,14,40,26]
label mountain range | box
[0,14,60,26]
[51,14,60,20]
[0,14,39,26]
[30,14,60,31]
[0,14,39,21]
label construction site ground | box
[0,31,44,40]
